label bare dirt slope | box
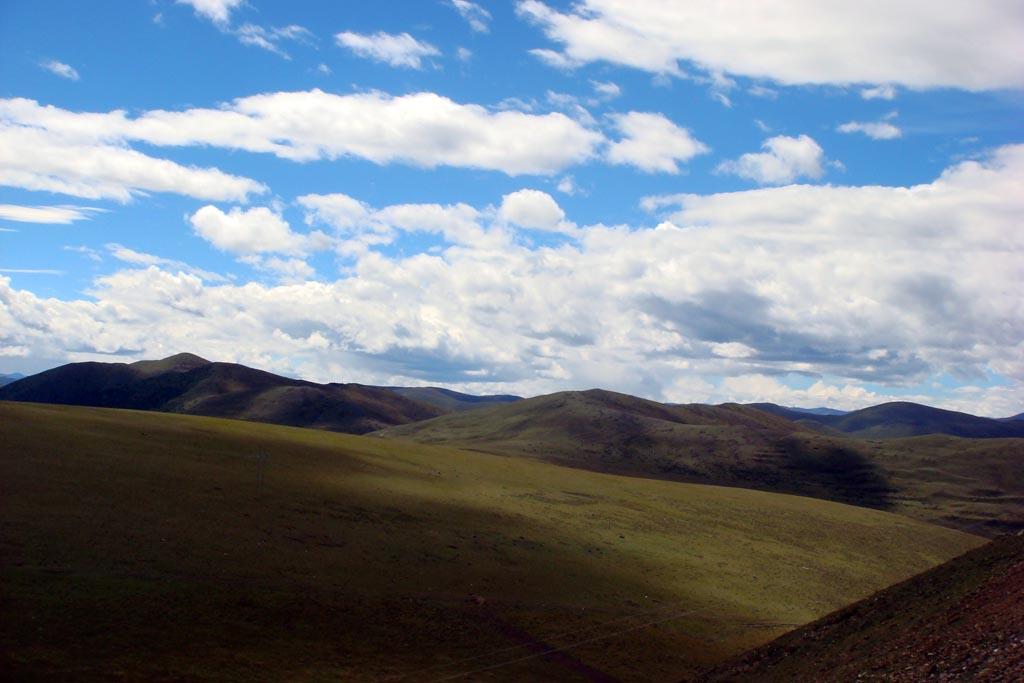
[690,533,1024,682]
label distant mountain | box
[692,533,1024,683]
[376,389,897,510]
[750,401,1024,439]
[0,353,445,434]
[385,386,521,412]
[1004,411,1024,422]
[0,373,25,387]
[785,405,848,416]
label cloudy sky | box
[1,0,1022,416]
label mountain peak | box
[130,352,211,378]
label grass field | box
[0,402,984,682]
[376,390,1024,535]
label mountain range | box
[3,354,1022,535]
[750,401,1024,439]
[0,353,516,434]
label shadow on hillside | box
[771,437,894,510]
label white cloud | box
[243,256,316,284]
[297,193,371,233]
[450,0,492,33]
[0,93,603,177]
[748,85,778,99]
[516,0,1024,90]
[176,0,242,26]
[189,206,317,256]
[861,84,897,100]
[0,120,266,202]
[456,47,473,62]
[837,120,903,140]
[528,48,582,70]
[236,24,312,59]
[556,175,578,195]
[106,243,226,282]
[499,189,572,233]
[0,204,103,224]
[4,146,1021,414]
[716,134,827,185]
[591,80,621,100]
[40,60,79,81]
[335,31,440,69]
[606,112,709,173]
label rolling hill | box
[0,401,983,683]
[0,353,445,434]
[376,390,1024,535]
[750,401,1024,439]
[691,532,1024,682]
[387,385,522,412]
[375,388,900,510]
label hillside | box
[691,533,1024,682]
[0,353,444,434]
[751,401,1024,439]
[0,402,982,683]
[386,385,522,412]
[376,391,1024,535]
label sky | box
[1,0,1022,416]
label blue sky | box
[1,0,1022,416]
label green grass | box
[376,391,1024,535]
[0,402,984,682]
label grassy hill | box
[751,401,1024,439]
[375,390,1024,535]
[387,385,522,412]
[0,353,445,434]
[691,533,1024,682]
[0,401,982,683]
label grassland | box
[376,390,1024,535]
[1,401,983,682]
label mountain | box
[1005,411,1024,421]
[0,401,984,683]
[377,391,1024,535]
[385,385,521,412]
[0,372,25,387]
[376,388,897,510]
[0,353,444,434]
[785,405,848,416]
[751,401,1024,439]
[691,532,1024,683]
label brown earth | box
[690,533,1024,682]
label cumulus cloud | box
[40,60,79,81]
[716,134,827,185]
[837,120,903,140]
[0,92,602,177]
[516,0,1024,90]
[3,146,1021,414]
[189,205,322,256]
[176,0,242,26]
[450,0,492,33]
[606,112,709,173]
[0,204,103,224]
[499,189,573,233]
[335,31,440,69]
